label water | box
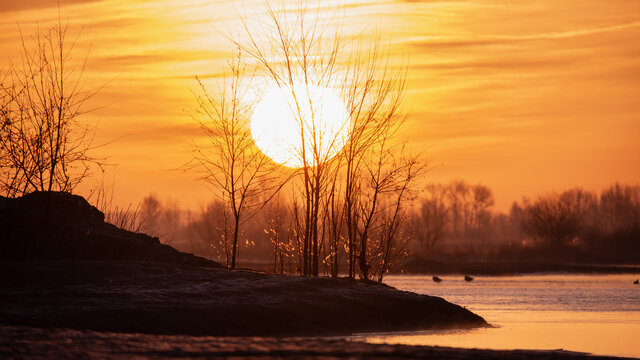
[357,274,640,358]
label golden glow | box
[1,0,639,208]
[250,83,350,168]
[362,310,640,358]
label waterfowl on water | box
[464,275,474,282]
[634,279,639,285]
[432,276,442,282]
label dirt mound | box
[0,191,221,268]
[0,191,487,336]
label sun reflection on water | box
[357,274,640,358]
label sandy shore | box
[1,325,633,360]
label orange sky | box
[1,0,639,211]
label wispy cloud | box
[408,20,640,49]
[1,0,639,209]
[0,0,103,13]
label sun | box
[250,82,350,168]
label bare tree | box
[230,2,417,278]
[518,189,594,248]
[340,44,409,279]
[411,184,449,254]
[265,197,296,274]
[188,200,232,264]
[230,2,354,276]
[599,183,640,233]
[0,19,101,197]
[445,180,469,237]
[265,198,283,273]
[189,51,282,269]
[374,154,425,282]
[353,135,404,280]
[324,177,345,277]
[139,194,162,237]
[158,198,182,246]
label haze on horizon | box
[1,0,638,210]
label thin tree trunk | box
[312,175,321,276]
[231,215,239,269]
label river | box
[356,274,640,358]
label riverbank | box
[400,259,640,275]
[1,325,631,360]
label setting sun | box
[250,82,350,168]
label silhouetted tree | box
[374,155,424,281]
[189,51,281,269]
[139,194,162,237]
[265,198,284,273]
[411,184,449,254]
[471,184,494,233]
[231,2,416,279]
[341,56,411,279]
[445,180,469,236]
[189,200,231,263]
[0,19,101,197]
[599,183,640,233]
[517,188,596,248]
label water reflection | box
[356,274,640,358]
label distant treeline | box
[112,181,640,275]
[408,181,640,264]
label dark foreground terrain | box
[0,192,221,267]
[1,325,632,360]
[0,191,486,337]
[0,260,486,336]
[0,192,634,359]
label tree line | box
[115,186,420,282]
[104,180,639,280]
[407,181,640,264]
